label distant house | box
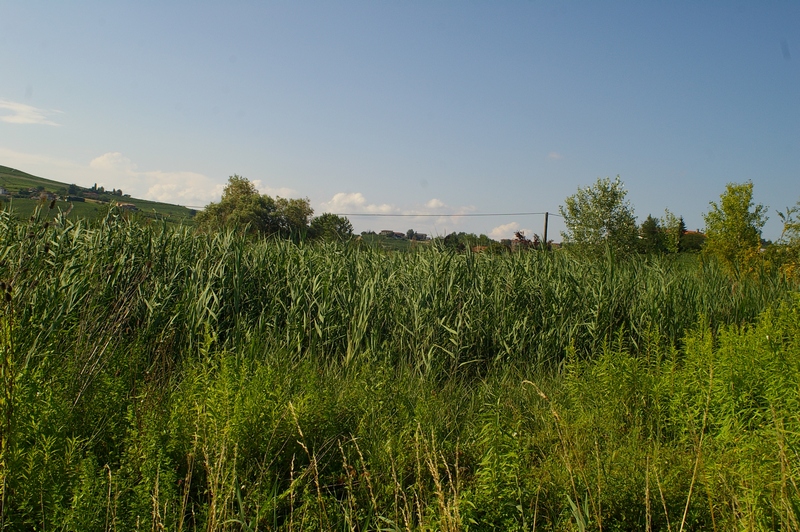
[0,187,9,196]
[116,203,139,211]
[379,230,406,239]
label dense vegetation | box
[1,204,799,531]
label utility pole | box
[543,211,549,248]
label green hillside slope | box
[0,164,196,224]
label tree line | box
[197,174,800,278]
[559,175,800,277]
[195,175,353,242]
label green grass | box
[0,164,196,225]
[358,232,423,251]
[1,210,799,530]
[0,164,68,191]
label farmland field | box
[1,206,799,531]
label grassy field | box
[1,209,799,530]
[0,164,196,225]
[0,164,70,191]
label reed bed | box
[1,207,799,530]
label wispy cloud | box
[0,99,62,126]
[548,152,563,160]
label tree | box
[681,229,706,252]
[777,200,800,247]
[638,215,667,254]
[310,213,354,242]
[559,176,638,256]
[661,209,686,253]
[194,175,312,237]
[771,199,800,279]
[407,229,416,240]
[702,181,767,275]
[275,196,314,238]
[195,175,277,235]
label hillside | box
[0,164,197,224]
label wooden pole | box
[543,211,549,249]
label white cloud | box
[139,170,226,205]
[249,179,297,198]
[317,192,484,237]
[490,222,535,240]
[548,152,563,160]
[320,192,396,214]
[89,152,138,173]
[425,198,445,209]
[0,147,82,175]
[0,99,62,126]
[86,152,227,205]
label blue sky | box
[1,1,797,240]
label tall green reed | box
[1,206,798,530]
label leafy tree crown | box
[559,176,638,255]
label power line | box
[180,206,563,218]
[329,211,562,218]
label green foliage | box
[195,175,313,239]
[681,229,706,253]
[195,175,278,235]
[275,196,314,238]
[778,199,800,246]
[560,176,638,256]
[638,214,667,254]
[1,207,799,530]
[759,199,800,281]
[358,232,414,250]
[309,213,353,242]
[661,209,686,253]
[703,181,768,276]
[435,232,494,252]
